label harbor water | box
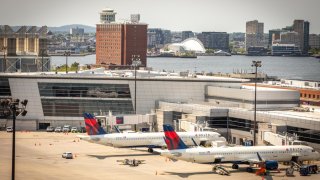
[51,55,320,81]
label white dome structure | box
[167,38,205,53]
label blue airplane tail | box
[163,124,188,150]
[83,113,107,135]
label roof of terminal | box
[0,69,249,82]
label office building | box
[147,28,165,48]
[96,8,147,66]
[293,20,310,54]
[70,27,85,35]
[279,31,300,45]
[197,32,229,52]
[268,29,283,47]
[309,34,320,49]
[181,31,194,41]
[271,44,302,56]
[245,20,264,50]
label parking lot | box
[0,131,319,180]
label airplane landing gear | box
[147,148,153,153]
[232,164,239,169]
[246,167,253,173]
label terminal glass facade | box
[287,126,320,144]
[0,78,11,96]
[207,117,258,133]
[38,83,133,117]
[38,83,131,98]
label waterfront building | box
[268,29,283,47]
[147,28,171,48]
[0,25,50,72]
[247,46,268,56]
[271,43,302,56]
[96,8,147,66]
[245,20,264,51]
[309,34,320,49]
[197,32,229,52]
[162,30,172,45]
[181,31,194,41]
[167,38,206,54]
[293,20,310,54]
[279,31,300,46]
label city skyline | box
[0,0,320,33]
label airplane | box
[156,124,320,173]
[78,113,226,152]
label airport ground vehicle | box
[46,126,54,132]
[62,152,73,159]
[6,126,13,132]
[117,159,145,167]
[54,127,62,132]
[300,165,318,176]
[71,127,78,133]
[62,125,71,132]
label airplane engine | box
[265,160,278,170]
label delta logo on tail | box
[163,124,188,150]
[83,113,106,135]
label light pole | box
[2,46,7,72]
[0,99,28,180]
[132,55,141,114]
[64,51,71,74]
[251,60,262,146]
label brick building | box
[96,8,147,67]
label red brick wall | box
[96,23,147,67]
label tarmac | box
[0,131,320,180]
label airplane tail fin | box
[83,113,107,135]
[163,124,188,150]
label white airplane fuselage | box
[79,131,225,148]
[160,145,320,163]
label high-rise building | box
[279,32,300,46]
[268,29,283,47]
[245,20,264,50]
[147,28,165,48]
[197,32,229,52]
[70,27,85,35]
[162,30,172,45]
[293,20,310,54]
[181,31,194,41]
[309,34,320,49]
[96,8,147,66]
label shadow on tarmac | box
[87,153,156,159]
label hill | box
[48,24,95,33]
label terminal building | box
[1,71,319,150]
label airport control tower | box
[100,8,116,24]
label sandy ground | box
[0,131,320,180]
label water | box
[51,55,320,81]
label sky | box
[1,0,319,33]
